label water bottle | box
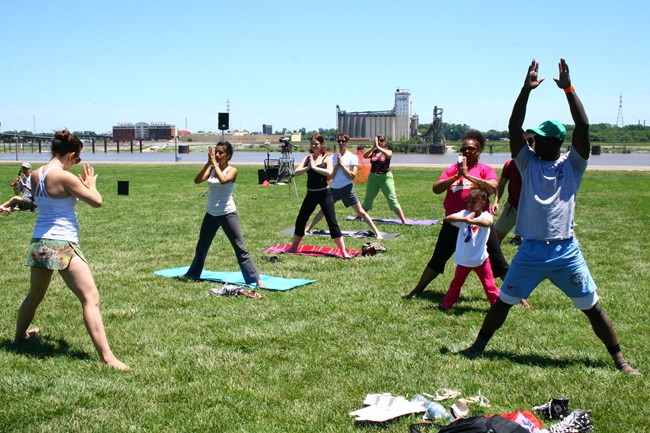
[411,395,452,420]
[426,402,452,420]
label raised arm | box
[554,58,590,159]
[19,176,32,192]
[209,149,237,184]
[509,59,544,158]
[194,148,216,184]
[65,164,103,208]
[11,177,21,194]
[362,142,376,159]
[374,146,392,158]
[459,162,498,195]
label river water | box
[2,150,649,169]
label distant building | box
[113,123,136,142]
[112,122,174,141]
[262,124,273,135]
[148,122,174,141]
[232,130,250,136]
[336,89,417,141]
[135,122,149,140]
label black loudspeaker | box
[257,169,279,184]
[266,168,278,180]
[117,181,129,195]
[218,112,229,131]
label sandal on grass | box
[433,388,462,402]
[458,390,490,408]
[450,401,469,419]
[241,289,262,299]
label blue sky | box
[2,0,648,134]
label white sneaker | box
[548,409,593,433]
[209,284,242,297]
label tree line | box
[410,122,650,144]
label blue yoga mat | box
[154,266,315,291]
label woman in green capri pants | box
[362,135,409,224]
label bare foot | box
[402,288,424,298]
[520,299,531,308]
[375,233,384,240]
[621,365,641,376]
[458,345,483,359]
[104,357,131,371]
[256,280,266,289]
[17,327,41,342]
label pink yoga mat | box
[263,244,362,258]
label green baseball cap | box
[526,120,566,141]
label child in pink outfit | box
[441,187,499,309]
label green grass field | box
[1,163,649,432]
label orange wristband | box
[564,85,575,94]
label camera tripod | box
[273,149,298,199]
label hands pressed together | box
[208,147,219,166]
[78,164,98,190]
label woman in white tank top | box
[14,129,129,371]
[184,142,264,289]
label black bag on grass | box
[410,415,529,433]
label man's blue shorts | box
[500,237,596,301]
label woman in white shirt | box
[185,142,264,288]
[14,129,129,370]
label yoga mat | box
[263,244,362,258]
[346,216,439,226]
[281,227,400,240]
[154,266,315,291]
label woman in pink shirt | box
[403,130,510,300]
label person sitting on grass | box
[306,133,383,240]
[440,187,499,310]
[185,142,265,289]
[1,162,36,213]
[460,58,639,375]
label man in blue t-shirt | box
[460,58,639,375]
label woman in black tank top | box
[287,134,350,258]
